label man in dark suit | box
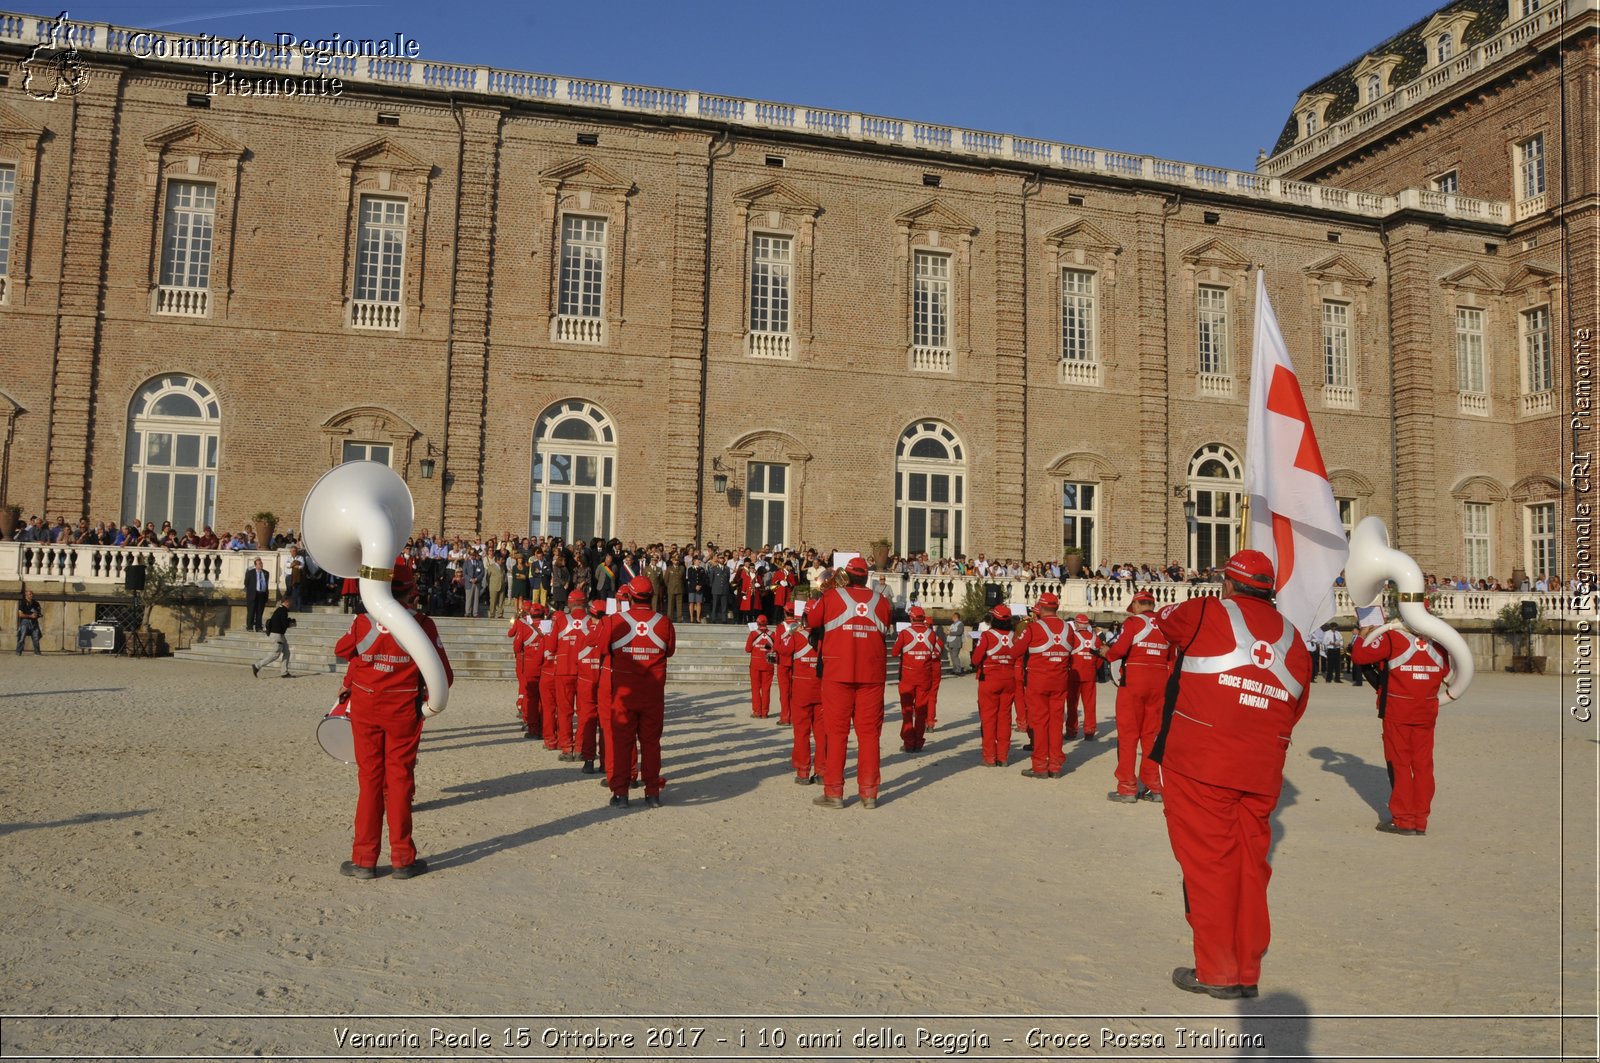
[244,557,271,631]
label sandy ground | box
[0,654,1593,1061]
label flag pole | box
[1238,496,1250,550]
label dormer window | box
[1366,74,1382,103]
[1422,10,1474,69]
[1293,91,1336,142]
[1304,111,1318,136]
[1437,32,1454,64]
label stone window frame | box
[1504,263,1562,410]
[732,179,822,362]
[1180,239,1252,400]
[0,104,43,308]
[1292,92,1336,141]
[1302,253,1374,411]
[1440,264,1504,417]
[1043,219,1121,388]
[894,199,978,375]
[141,123,244,321]
[1326,469,1375,541]
[320,405,422,480]
[1351,55,1400,109]
[334,138,434,333]
[1451,475,1507,581]
[1511,475,1563,581]
[1044,451,1121,565]
[1422,10,1475,70]
[1513,132,1547,203]
[725,429,813,547]
[539,158,634,350]
[1431,170,1460,194]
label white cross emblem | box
[1250,640,1276,669]
[636,622,648,635]
[855,603,868,617]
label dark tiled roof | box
[1270,0,1508,157]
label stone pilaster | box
[1383,219,1437,551]
[990,176,1027,556]
[665,133,711,542]
[1134,192,1173,562]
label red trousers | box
[977,679,1016,764]
[776,666,793,724]
[820,679,885,800]
[553,674,578,754]
[1025,684,1067,774]
[1113,678,1164,795]
[539,673,560,750]
[791,690,821,777]
[518,676,542,737]
[1382,718,1436,831]
[898,680,931,750]
[350,696,423,868]
[610,694,663,797]
[1162,765,1278,988]
[1066,669,1097,738]
[749,665,774,718]
[576,674,602,760]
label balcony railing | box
[745,331,792,360]
[1323,384,1356,409]
[0,7,1530,227]
[910,345,953,373]
[1059,359,1101,387]
[1515,192,1548,221]
[350,299,402,330]
[153,285,209,317]
[1198,372,1234,398]
[1458,391,1489,416]
[551,314,603,345]
[0,541,293,594]
[1522,390,1555,416]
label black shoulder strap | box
[1150,597,1209,766]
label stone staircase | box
[174,609,768,683]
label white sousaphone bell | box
[302,462,451,763]
[1345,515,1474,702]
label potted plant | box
[0,502,20,540]
[252,511,278,550]
[1063,547,1086,578]
[1494,601,1546,673]
[868,537,892,570]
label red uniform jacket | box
[1350,629,1448,725]
[334,610,455,702]
[1067,621,1102,678]
[1152,595,1313,796]
[592,606,676,696]
[1019,614,1072,689]
[555,608,586,677]
[518,622,547,676]
[803,585,891,684]
[1105,615,1175,688]
[775,623,800,673]
[508,615,533,679]
[892,624,941,686]
[745,627,778,668]
[770,570,794,610]
[543,612,563,673]
[788,630,821,701]
[972,628,1022,688]
[573,616,602,685]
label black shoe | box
[808,774,821,784]
[775,717,785,725]
[1376,821,1421,836]
[609,794,630,808]
[1107,791,1139,804]
[391,859,428,880]
[1083,733,1097,742]
[339,860,376,880]
[1139,790,1164,803]
[1020,769,1055,779]
[795,775,811,785]
[644,794,661,808]
[582,760,596,774]
[251,664,259,678]
[812,794,844,809]
[1239,984,1260,999]
[860,797,878,809]
[1023,743,1034,751]
[1172,967,1242,1000]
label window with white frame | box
[1456,308,1486,394]
[1523,305,1553,394]
[557,215,606,322]
[122,374,221,535]
[340,441,392,466]
[1366,74,1383,103]
[1336,497,1356,539]
[1304,111,1318,136]
[1526,502,1555,581]
[1464,502,1492,580]
[1437,32,1454,64]
[895,421,965,560]
[1062,268,1095,364]
[1061,481,1097,564]
[1322,301,1351,388]
[0,163,14,303]
[1432,170,1459,194]
[530,399,616,542]
[159,181,215,292]
[1187,444,1241,573]
[1517,134,1546,201]
[744,462,789,549]
[912,250,951,351]
[749,233,791,335]
[1197,285,1229,376]
[352,196,406,327]
[1520,0,1542,19]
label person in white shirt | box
[1320,625,1344,684]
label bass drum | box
[317,708,356,765]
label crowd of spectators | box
[6,515,274,550]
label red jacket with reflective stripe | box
[892,624,941,686]
[334,610,454,701]
[1350,629,1448,724]
[1106,615,1174,689]
[1019,615,1072,689]
[591,607,675,693]
[803,585,891,684]
[972,628,1022,687]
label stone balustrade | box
[0,8,1527,227]
[0,541,294,596]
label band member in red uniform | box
[745,616,778,719]
[508,602,534,737]
[1019,592,1072,778]
[891,606,941,752]
[516,604,548,741]
[552,593,588,760]
[774,611,801,725]
[1065,613,1102,742]
[1350,620,1451,835]
[786,614,823,784]
[1151,549,1313,1000]
[333,556,454,880]
[1104,590,1172,802]
[770,562,795,627]
[803,556,891,809]
[537,599,562,751]
[971,604,1023,766]
[591,575,675,808]
[576,598,606,774]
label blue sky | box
[54,0,1445,171]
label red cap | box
[568,594,587,609]
[623,575,654,600]
[845,557,870,576]
[1074,613,1091,624]
[1225,549,1276,590]
[908,606,927,621]
[390,555,415,591]
[1128,590,1156,611]
[588,599,606,617]
[1036,592,1059,609]
[756,615,769,626]
[529,603,547,618]
[988,604,1012,621]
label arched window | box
[895,420,965,559]
[1186,443,1242,574]
[1304,110,1318,136]
[530,399,616,542]
[123,374,221,533]
[1366,74,1383,102]
[1436,32,1453,64]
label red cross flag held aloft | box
[1244,270,1350,637]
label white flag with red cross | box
[1244,269,1349,637]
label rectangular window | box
[1062,269,1096,363]
[159,181,216,290]
[0,163,14,297]
[1464,502,1491,581]
[1518,134,1546,200]
[749,234,791,334]
[1456,308,1486,393]
[1322,301,1350,387]
[1523,305,1553,393]
[341,441,392,466]
[557,215,606,319]
[745,462,788,549]
[913,250,951,350]
[354,196,407,304]
[1197,285,1228,375]
[1431,170,1459,194]
[1527,502,1555,580]
[1061,481,1097,561]
[1336,497,1355,539]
